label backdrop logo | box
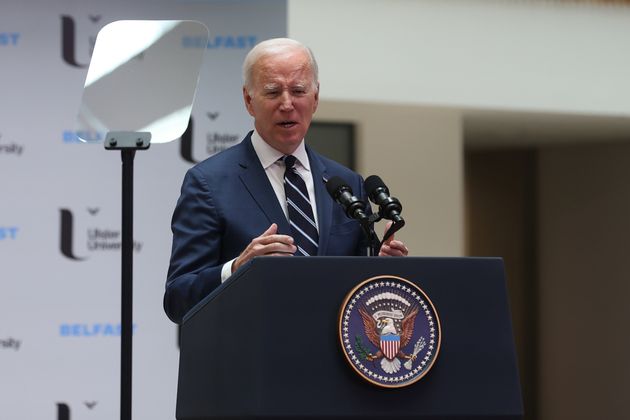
[59,323,137,337]
[0,337,21,350]
[207,131,239,155]
[0,133,24,156]
[60,14,103,67]
[179,114,240,163]
[0,32,20,47]
[56,401,98,420]
[182,34,257,49]
[59,208,143,261]
[0,226,18,240]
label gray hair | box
[242,38,319,93]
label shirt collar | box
[251,130,311,171]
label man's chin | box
[269,132,304,153]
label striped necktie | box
[283,155,319,256]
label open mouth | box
[278,121,297,129]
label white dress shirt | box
[220,130,319,282]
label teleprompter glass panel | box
[76,20,208,144]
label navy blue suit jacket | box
[164,132,367,323]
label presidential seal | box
[338,275,441,388]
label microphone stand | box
[360,213,382,256]
[360,210,406,256]
[381,218,405,245]
[105,131,151,420]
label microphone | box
[326,176,368,221]
[364,175,404,224]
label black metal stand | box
[105,132,151,420]
[361,209,406,256]
[120,148,134,420]
[361,214,382,256]
[381,218,405,244]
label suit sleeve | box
[164,167,225,324]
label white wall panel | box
[0,1,287,419]
[289,0,630,117]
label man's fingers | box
[379,240,408,257]
[379,221,409,256]
[254,241,297,255]
[260,223,278,237]
[379,246,404,257]
[236,221,323,271]
[388,241,408,256]
[255,224,294,246]
[382,221,394,244]
[233,224,293,273]
[255,233,294,246]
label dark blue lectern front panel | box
[177,257,523,420]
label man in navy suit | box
[164,38,407,323]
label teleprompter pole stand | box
[105,131,151,420]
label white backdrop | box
[0,1,286,419]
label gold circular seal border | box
[338,274,442,389]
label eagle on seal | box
[359,306,419,374]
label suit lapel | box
[237,134,291,234]
[308,147,332,255]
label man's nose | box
[279,91,294,111]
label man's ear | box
[243,86,255,117]
[312,82,320,113]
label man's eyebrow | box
[263,83,279,90]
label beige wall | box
[315,101,464,256]
[538,143,630,419]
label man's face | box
[243,48,319,155]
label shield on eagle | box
[380,334,400,360]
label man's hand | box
[232,224,296,273]
[378,221,409,257]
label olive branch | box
[355,336,372,360]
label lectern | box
[177,257,523,419]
